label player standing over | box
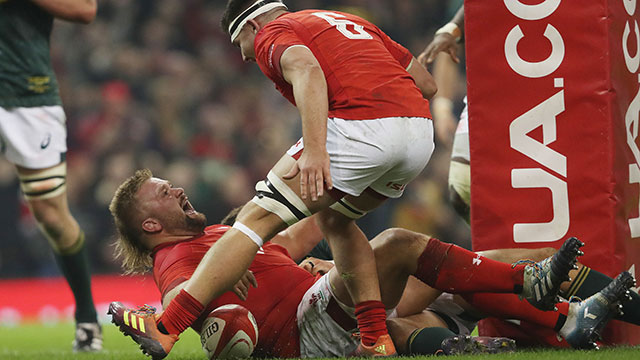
[0,0,101,352]
[110,0,440,357]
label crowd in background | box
[0,0,468,277]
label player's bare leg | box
[316,189,397,356]
[317,209,382,305]
[17,164,101,352]
[17,165,81,251]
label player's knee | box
[29,203,66,240]
[316,208,353,233]
[449,185,470,222]
[29,200,60,225]
[375,228,427,252]
[250,171,311,227]
[233,202,288,244]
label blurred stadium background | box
[0,0,469,327]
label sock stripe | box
[565,266,590,298]
[554,313,568,332]
[407,328,424,350]
[54,230,85,255]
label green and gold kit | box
[0,0,61,108]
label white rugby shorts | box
[297,274,397,358]
[0,106,67,169]
[286,116,434,198]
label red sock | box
[414,238,526,293]
[354,300,388,346]
[157,289,204,335]
[462,293,569,330]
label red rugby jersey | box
[254,10,431,120]
[152,225,316,358]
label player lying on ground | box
[106,170,633,357]
[301,247,638,352]
[272,212,640,350]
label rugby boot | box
[72,322,103,352]
[560,271,635,349]
[108,302,178,359]
[352,334,397,357]
[439,335,516,355]
[520,237,584,311]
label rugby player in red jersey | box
[107,2,596,357]
[107,170,633,357]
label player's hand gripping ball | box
[200,304,259,359]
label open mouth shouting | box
[181,195,197,216]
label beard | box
[162,210,207,236]
[184,211,207,233]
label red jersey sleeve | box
[255,21,305,82]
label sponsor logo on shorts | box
[385,182,406,191]
[308,291,325,306]
[40,133,51,149]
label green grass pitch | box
[1,323,639,360]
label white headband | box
[228,0,288,43]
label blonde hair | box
[109,169,153,274]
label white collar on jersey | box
[228,0,288,43]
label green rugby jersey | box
[0,0,61,108]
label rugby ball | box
[200,304,259,359]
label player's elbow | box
[78,7,97,24]
[420,78,438,100]
[407,59,438,99]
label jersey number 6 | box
[312,12,373,40]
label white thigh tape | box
[19,162,67,200]
[251,171,311,226]
[329,199,366,220]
